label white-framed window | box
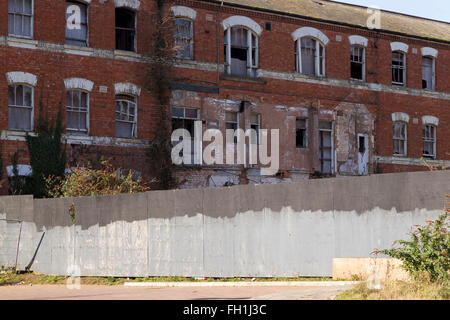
[393,121,407,156]
[350,45,365,81]
[250,113,260,145]
[225,111,239,144]
[224,27,258,77]
[8,84,33,131]
[115,7,136,51]
[422,125,436,159]
[8,0,33,38]
[295,37,325,77]
[319,121,333,174]
[115,95,137,138]
[66,1,88,47]
[296,118,307,148]
[392,51,406,86]
[422,57,435,91]
[66,90,89,135]
[174,18,193,60]
[172,107,200,164]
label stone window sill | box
[220,74,267,84]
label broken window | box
[66,90,89,135]
[174,18,193,59]
[8,0,33,38]
[392,51,406,86]
[319,121,333,174]
[295,37,325,77]
[225,111,239,144]
[296,118,307,148]
[8,84,33,131]
[423,125,436,159]
[422,57,435,91]
[250,113,260,145]
[115,95,137,138]
[224,27,258,77]
[393,121,407,156]
[350,45,365,81]
[115,8,136,51]
[65,1,88,46]
[172,107,199,164]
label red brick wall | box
[0,0,448,194]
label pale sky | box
[331,0,450,22]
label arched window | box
[292,27,329,77]
[6,71,37,132]
[8,84,33,131]
[115,95,137,138]
[422,115,439,159]
[64,77,93,135]
[391,42,408,86]
[295,37,325,76]
[171,6,197,60]
[222,16,262,78]
[174,18,194,59]
[421,47,438,90]
[349,36,368,81]
[115,8,136,51]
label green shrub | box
[380,196,449,283]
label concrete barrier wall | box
[0,170,448,277]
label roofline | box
[329,0,450,25]
[195,0,450,45]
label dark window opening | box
[115,8,135,51]
[296,119,307,148]
[358,136,366,153]
[350,46,364,80]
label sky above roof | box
[331,0,450,22]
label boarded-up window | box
[319,121,332,174]
[66,1,88,46]
[66,90,88,134]
[174,18,193,59]
[115,8,135,51]
[8,84,33,131]
[115,95,137,138]
[422,57,434,90]
[392,52,406,86]
[350,45,364,80]
[422,125,436,159]
[393,122,407,156]
[8,0,33,38]
[296,118,307,148]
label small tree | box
[25,96,66,198]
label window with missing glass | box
[422,125,436,159]
[422,57,435,91]
[319,121,333,174]
[224,27,258,77]
[296,118,307,148]
[225,112,238,144]
[295,37,325,77]
[393,121,407,156]
[66,90,89,135]
[8,84,33,131]
[115,8,136,51]
[174,18,193,59]
[392,51,406,86]
[8,0,33,38]
[116,95,137,138]
[66,1,88,46]
[250,113,260,145]
[350,45,365,81]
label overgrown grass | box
[337,280,450,300]
[0,271,332,287]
